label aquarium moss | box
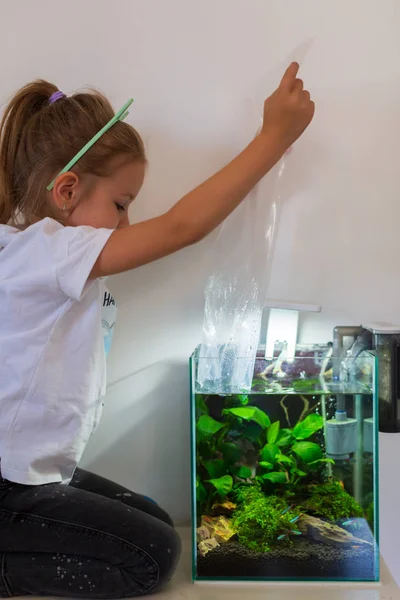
[232,493,300,553]
[231,484,264,506]
[301,480,364,521]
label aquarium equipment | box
[190,306,380,584]
[364,322,400,433]
[264,299,321,360]
[334,322,400,433]
[332,326,370,380]
[265,303,360,462]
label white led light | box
[264,300,321,360]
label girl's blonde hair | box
[0,80,145,227]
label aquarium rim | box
[191,346,378,360]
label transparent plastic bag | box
[197,41,313,393]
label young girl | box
[0,63,314,598]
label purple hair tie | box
[49,90,66,104]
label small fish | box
[289,514,302,524]
[277,534,287,541]
[342,520,356,527]
[280,505,294,516]
[291,530,302,536]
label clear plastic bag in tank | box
[197,41,313,393]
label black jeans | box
[0,468,181,598]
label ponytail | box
[0,79,144,227]
[0,80,58,224]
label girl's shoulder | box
[0,216,63,236]
[0,217,101,248]
[1,217,57,256]
[0,217,112,301]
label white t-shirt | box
[102,283,117,358]
[0,217,116,485]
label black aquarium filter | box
[364,324,400,434]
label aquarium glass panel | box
[190,346,379,582]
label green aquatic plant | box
[195,394,337,514]
[195,397,231,511]
[232,493,300,553]
[256,413,333,491]
[195,396,271,512]
[196,413,234,511]
[300,480,364,521]
[231,482,264,505]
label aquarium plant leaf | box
[259,461,273,470]
[197,415,225,436]
[252,407,271,429]
[204,459,225,479]
[276,454,294,465]
[262,471,288,484]
[292,441,323,463]
[230,465,252,479]
[222,407,270,429]
[222,407,254,420]
[261,443,280,464]
[195,395,209,417]
[196,477,208,504]
[207,475,233,497]
[292,414,324,440]
[267,421,280,444]
[290,467,307,477]
[224,394,249,407]
[237,394,249,405]
[276,428,293,448]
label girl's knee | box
[154,505,175,528]
[151,527,182,593]
[138,495,175,528]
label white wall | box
[1,0,399,582]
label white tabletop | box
[149,528,400,600]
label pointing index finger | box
[279,62,300,91]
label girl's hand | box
[261,62,315,151]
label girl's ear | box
[50,172,80,214]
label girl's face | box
[53,159,146,230]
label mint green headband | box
[46,98,134,191]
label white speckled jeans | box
[0,468,181,598]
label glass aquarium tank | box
[190,344,379,583]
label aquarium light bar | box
[265,308,298,360]
[265,300,322,360]
[264,299,321,312]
